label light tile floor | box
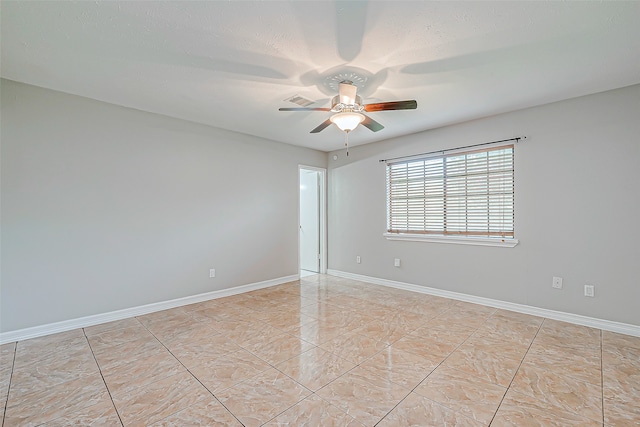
[2,274,639,426]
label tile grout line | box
[138,316,248,427]
[306,334,391,424]
[83,328,126,427]
[229,294,367,426]
[228,304,374,424]
[482,317,608,426]
[372,309,490,426]
[262,302,385,425]
[494,319,606,426]
[234,280,409,426]
[483,313,545,426]
[410,309,514,424]
[167,285,367,425]
[314,300,473,425]
[1,343,17,427]
[400,309,501,422]
[251,373,315,426]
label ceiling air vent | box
[285,95,315,107]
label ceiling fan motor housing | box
[330,95,364,113]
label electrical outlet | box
[552,276,563,289]
[356,256,361,264]
[209,269,216,278]
[584,284,595,297]
[394,258,401,267]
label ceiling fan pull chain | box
[345,131,350,156]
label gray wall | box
[1,79,326,332]
[328,84,640,326]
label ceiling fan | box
[279,80,417,134]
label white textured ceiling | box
[2,1,640,152]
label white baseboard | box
[0,274,299,345]
[5,270,638,344]
[327,269,640,337]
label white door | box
[300,169,320,273]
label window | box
[385,144,516,246]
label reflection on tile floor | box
[2,274,639,426]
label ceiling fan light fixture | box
[330,111,365,132]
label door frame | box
[298,165,327,275]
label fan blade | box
[361,115,384,132]
[364,100,417,112]
[279,107,331,111]
[338,82,358,104]
[310,119,332,133]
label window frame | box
[384,144,518,248]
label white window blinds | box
[386,145,514,238]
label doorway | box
[299,166,326,277]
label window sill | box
[383,233,519,248]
